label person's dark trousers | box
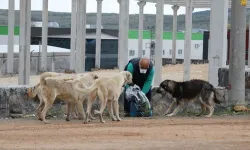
[124,87,152,114]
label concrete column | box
[183,0,193,81]
[75,0,86,73]
[70,0,77,70]
[154,0,164,86]
[228,0,236,91]
[18,0,31,85]
[228,0,246,105]
[137,1,146,58]
[7,0,15,74]
[95,0,103,69]
[124,0,129,67]
[208,0,228,86]
[117,0,129,70]
[248,14,250,68]
[41,0,48,72]
[171,5,179,64]
[117,0,122,70]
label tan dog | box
[75,71,133,124]
[29,72,98,124]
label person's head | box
[139,57,150,74]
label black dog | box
[156,79,221,118]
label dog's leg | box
[113,99,121,121]
[66,102,74,121]
[76,100,85,120]
[84,97,95,124]
[165,100,176,115]
[89,112,96,120]
[107,100,116,121]
[72,102,79,119]
[36,100,44,121]
[202,93,215,118]
[204,105,214,118]
[197,103,206,116]
[94,90,108,123]
[41,98,54,124]
[113,96,122,121]
[166,100,183,117]
[95,98,107,123]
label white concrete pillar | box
[75,0,86,73]
[154,0,164,86]
[248,14,250,68]
[183,0,193,81]
[117,0,129,70]
[228,0,246,105]
[18,0,31,85]
[70,0,77,70]
[228,0,236,91]
[171,5,179,64]
[7,0,15,74]
[123,0,129,68]
[41,0,48,72]
[208,0,228,86]
[51,53,55,72]
[117,0,122,70]
[95,0,103,68]
[137,1,146,58]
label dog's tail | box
[40,72,58,85]
[212,88,221,104]
[75,81,98,95]
[27,83,40,99]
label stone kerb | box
[0,83,232,120]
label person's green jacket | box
[125,62,154,94]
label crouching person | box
[123,57,154,117]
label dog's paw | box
[112,117,117,121]
[116,117,122,121]
[204,115,212,118]
[101,120,105,123]
[43,120,50,124]
[165,114,173,117]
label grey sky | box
[1,0,209,15]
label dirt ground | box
[0,115,250,150]
[2,63,245,150]
[0,64,208,85]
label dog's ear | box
[94,74,98,79]
[167,81,175,90]
[90,73,98,79]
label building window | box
[163,50,165,55]
[142,50,145,55]
[129,50,135,56]
[195,44,200,49]
[178,49,183,55]
[169,49,172,55]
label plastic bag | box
[125,84,152,117]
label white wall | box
[0,35,19,45]
[128,39,204,60]
[0,35,204,60]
